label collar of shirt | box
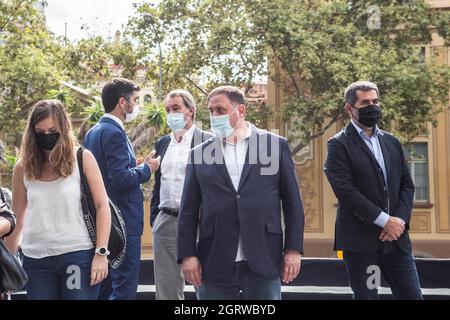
[103,113,124,129]
[170,124,196,145]
[222,122,252,146]
[351,119,384,140]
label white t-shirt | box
[21,153,93,258]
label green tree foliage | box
[127,0,269,127]
[56,36,111,88]
[0,0,61,132]
[0,1,142,135]
[251,0,450,153]
[127,0,450,153]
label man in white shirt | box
[150,89,213,300]
[178,86,305,300]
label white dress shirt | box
[159,125,196,210]
[222,123,252,262]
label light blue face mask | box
[167,112,187,132]
[210,107,238,139]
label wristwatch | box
[95,247,110,256]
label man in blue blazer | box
[84,78,160,300]
[177,86,305,300]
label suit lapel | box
[212,138,236,192]
[237,127,257,192]
[377,132,391,182]
[157,135,171,162]
[191,128,202,148]
[346,124,379,169]
[345,124,387,190]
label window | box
[419,47,426,63]
[404,143,429,202]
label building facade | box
[267,0,450,258]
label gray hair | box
[164,89,196,110]
[344,81,379,105]
[164,89,196,120]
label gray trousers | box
[152,211,185,300]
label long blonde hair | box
[20,99,78,180]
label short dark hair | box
[344,81,379,106]
[101,78,140,113]
[207,86,245,105]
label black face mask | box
[35,132,60,151]
[352,104,381,127]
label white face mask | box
[125,104,140,123]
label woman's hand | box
[90,254,108,286]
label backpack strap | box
[0,188,6,205]
[77,147,88,185]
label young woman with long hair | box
[6,99,111,300]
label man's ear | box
[116,97,125,109]
[238,104,246,117]
[344,102,351,112]
[189,107,196,120]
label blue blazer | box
[177,125,305,283]
[84,117,151,236]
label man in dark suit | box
[150,89,213,300]
[177,86,305,300]
[84,78,160,300]
[324,81,422,300]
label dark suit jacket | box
[177,125,305,283]
[324,123,414,253]
[150,127,213,226]
[84,117,151,236]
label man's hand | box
[282,249,301,284]
[182,256,202,287]
[381,217,405,241]
[145,150,161,172]
[379,229,397,242]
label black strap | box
[76,147,97,245]
[0,188,6,205]
[0,188,15,238]
[162,207,179,217]
[76,147,87,187]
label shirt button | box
[236,195,241,199]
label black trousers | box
[344,242,423,300]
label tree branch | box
[183,75,208,96]
[290,112,343,156]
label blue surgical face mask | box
[167,112,187,132]
[210,107,238,139]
